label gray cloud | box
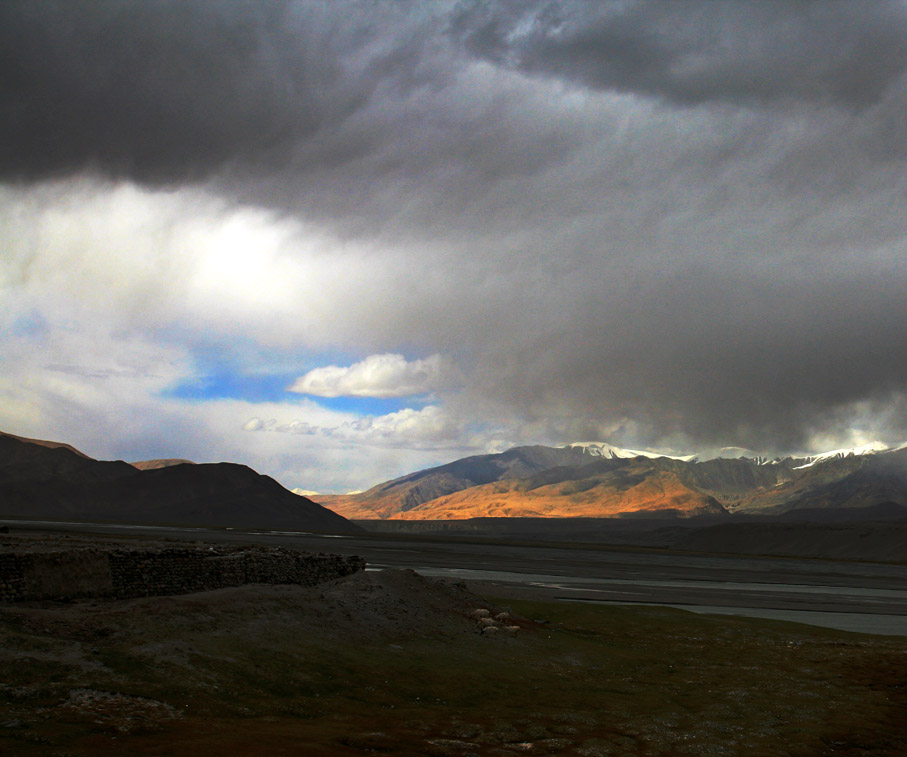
[467,263,907,451]
[3,0,907,482]
[0,0,419,182]
[450,0,907,109]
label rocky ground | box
[0,537,906,755]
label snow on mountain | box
[567,440,898,468]
[566,442,696,462]
[792,441,890,470]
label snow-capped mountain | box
[566,440,898,468]
[791,441,890,470]
[567,442,696,462]
[324,438,907,522]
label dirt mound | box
[316,569,489,639]
[0,569,499,675]
[97,568,497,648]
[0,569,507,746]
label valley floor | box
[1,561,906,755]
[5,518,907,632]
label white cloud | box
[0,178,416,352]
[274,420,321,435]
[289,353,447,398]
[249,404,463,449]
[332,405,460,445]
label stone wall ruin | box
[0,543,365,602]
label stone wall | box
[0,545,365,602]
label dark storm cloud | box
[471,261,907,451]
[0,0,412,182]
[450,0,907,108]
[5,0,907,460]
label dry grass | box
[0,570,905,755]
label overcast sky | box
[3,0,907,492]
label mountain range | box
[318,441,907,521]
[0,431,359,533]
[5,427,906,533]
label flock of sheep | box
[470,608,521,637]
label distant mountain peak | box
[565,441,695,462]
[567,440,897,468]
[792,441,890,470]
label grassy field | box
[0,571,905,755]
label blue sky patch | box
[308,395,422,416]
[7,310,49,339]
[159,336,431,415]
[164,370,303,403]
[164,367,425,416]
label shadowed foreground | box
[1,569,905,755]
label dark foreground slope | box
[0,564,904,755]
[0,433,358,533]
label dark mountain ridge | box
[0,432,359,533]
